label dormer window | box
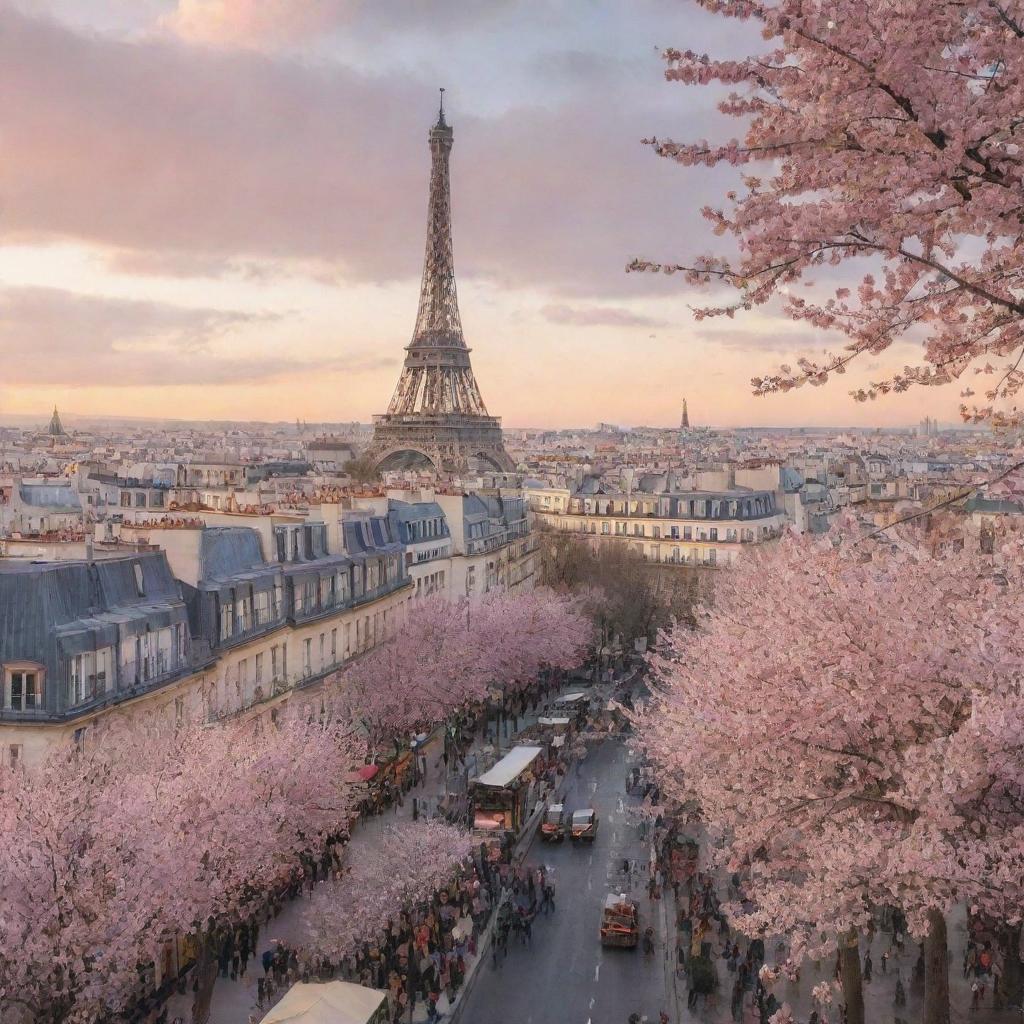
[4,664,43,711]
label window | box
[66,647,111,707]
[709,528,718,541]
[238,659,248,687]
[319,633,325,669]
[683,526,692,541]
[174,696,185,728]
[271,645,280,682]
[255,653,264,685]
[255,590,270,626]
[272,583,283,619]
[601,522,610,535]
[237,593,253,633]
[220,601,234,641]
[331,629,337,664]
[8,744,22,769]
[6,668,41,711]
[303,639,312,677]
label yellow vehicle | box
[600,894,639,948]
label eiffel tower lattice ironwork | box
[365,93,515,475]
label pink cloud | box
[0,285,393,386]
[541,303,668,328]
[0,8,729,300]
[164,0,352,47]
[162,0,516,47]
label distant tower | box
[47,405,67,437]
[679,398,690,431]
[365,91,514,475]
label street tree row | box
[640,521,1024,1024]
[0,587,591,1024]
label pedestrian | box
[863,952,873,983]
[894,973,906,1007]
[731,978,744,1021]
[257,977,266,1008]
[881,950,889,975]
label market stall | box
[259,981,388,1024]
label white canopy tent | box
[259,981,387,1024]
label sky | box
[0,0,964,429]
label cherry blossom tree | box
[303,820,473,960]
[630,0,1024,422]
[328,587,591,744]
[0,708,362,1024]
[640,522,1024,1024]
[332,595,484,745]
[0,739,165,1024]
[472,587,592,693]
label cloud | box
[0,286,393,386]
[162,0,515,47]
[0,7,736,300]
[691,325,820,354]
[541,303,669,329]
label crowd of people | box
[639,813,1011,1024]
[232,819,560,1023]
[247,857,490,1023]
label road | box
[457,736,671,1024]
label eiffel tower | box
[365,92,515,475]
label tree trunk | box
[191,932,219,1024]
[839,931,865,1024]
[924,908,950,1024]
[999,922,1023,1009]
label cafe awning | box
[259,981,386,1024]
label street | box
[457,736,670,1024]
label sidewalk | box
[166,679,606,1024]
[659,827,1018,1024]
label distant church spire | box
[679,398,690,430]
[48,405,66,437]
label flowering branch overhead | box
[630,0,1024,421]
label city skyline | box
[1,0,972,429]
